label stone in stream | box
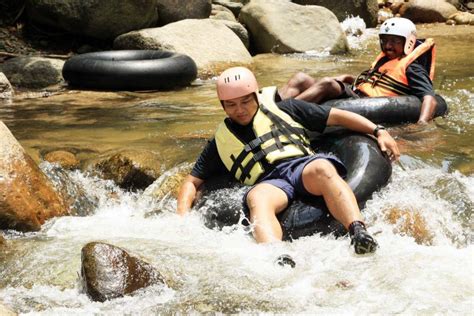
[156,0,212,26]
[94,150,163,191]
[0,72,14,100]
[0,121,69,232]
[0,57,64,89]
[44,150,80,170]
[81,242,166,302]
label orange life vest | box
[354,38,436,97]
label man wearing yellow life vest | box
[177,66,400,266]
[278,17,437,124]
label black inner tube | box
[196,131,392,240]
[323,95,448,124]
[62,50,198,91]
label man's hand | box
[376,129,400,162]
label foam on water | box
[1,157,473,314]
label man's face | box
[380,34,405,59]
[222,93,258,126]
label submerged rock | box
[81,242,165,302]
[95,150,163,191]
[0,121,69,232]
[385,207,434,245]
[44,150,80,170]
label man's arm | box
[418,95,437,124]
[327,108,400,161]
[177,175,204,216]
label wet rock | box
[0,72,14,100]
[399,0,458,23]
[95,150,163,191]
[0,303,16,316]
[114,19,252,78]
[44,150,80,170]
[145,164,193,200]
[26,0,158,40]
[0,57,64,89]
[292,0,379,27]
[449,11,474,25]
[240,0,348,54]
[81,242,165,302]
[211,4,238,22]
[385,207,434,245]
[0,121,69,232]
[42,163,97,217]
[156,0,212,26]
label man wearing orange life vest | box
[278,17,437,124]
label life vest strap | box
[259,103,311,156]
[238,141,296,182]
[229,125,307,180]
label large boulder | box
[81,242,165,302]
[0,57,64,89]
[156,0,212,26]
[399,0,458,23]
[95,150,163,191]
[0,72,14,100]
[292,0,379,27]
[26,0,158,40]
[114,19,252,78]
[239,0,348,54]
[0,121,69,232]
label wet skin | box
[380,34,405,59]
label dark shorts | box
[243,154,346,213]
[335,80,365,99]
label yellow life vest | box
[215,86,313,185]
[354,38,436,97]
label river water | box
[0,23,473,314]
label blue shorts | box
[243,154,346,210]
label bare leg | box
[294,77,345,104]
[246,183,289,243]
[278,72,316,100]
[301,159,362,229]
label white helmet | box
[379,17,417,55]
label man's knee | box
[304,159,339,182]
[317,77,339,90]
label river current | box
[0,23,473,314]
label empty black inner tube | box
[62,50,198,91]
